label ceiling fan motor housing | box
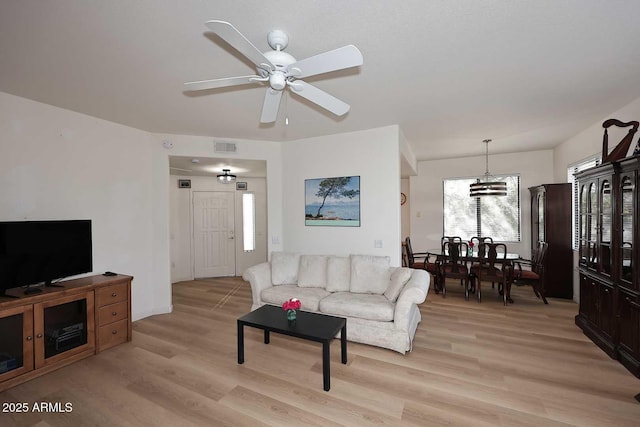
[261,50,297,90]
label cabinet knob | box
[111,293,117,297]
[112,330,118,335]
[36,333,43,338]
[112,311,117,316]
[26,336,33,341]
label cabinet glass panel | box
[0,314,24,374]
[600,180,612,275]
[589,182,597,214]
[43,299,88,359]
[620,176,634,285]
[537,193,545,242]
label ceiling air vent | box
[214,142,237,153]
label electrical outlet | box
[374,240,383,248]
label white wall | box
[0,92,170,321]
[401,178,411,242]
[410,149,555,259]
[282,126,403,265]
[169,174,267,282]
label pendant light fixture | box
[217,168,236,184]
[469,139,507,197]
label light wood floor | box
[2,277,640,426]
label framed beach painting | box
[305,176,360,227]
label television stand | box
[0,274,132,392]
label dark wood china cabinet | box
[575,157,639,377]
[529,184,572,299]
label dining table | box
[426,248,520,303]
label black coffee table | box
[237,304,347,391]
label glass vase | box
[286,309,297,321]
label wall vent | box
[214,142,237,153]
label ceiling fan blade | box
[289,81,350,116]
[184,75,262,91]
[260,88,283,123]
[205,20,274,70]
[288,45,363,79]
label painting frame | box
[305,175,360,227]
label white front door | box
[193,191,235,278]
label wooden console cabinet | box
[575,157,639,378]
[0,274,132,391]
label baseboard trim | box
[133,304,173,321]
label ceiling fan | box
[184,20,363,123]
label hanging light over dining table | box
[469,139,507,197]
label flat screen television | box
[0,220,93,296]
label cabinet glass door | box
[0,306,33,381]
[620,175,635,288]
[579,183,589,266]
[600,180,612,275]
[582,182,598,270]
[34,291,95,368]
[537,192,545,243]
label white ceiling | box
[2,0,640,163]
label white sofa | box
[242,252,430,354]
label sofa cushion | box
[349,254,391,294]
[384,267,413,302]
[297,255,328,288]
[326,256,351,292]
[319,292,394,322]
[261,285,330,312]
[271,252,301,285]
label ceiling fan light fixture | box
[184,21,363,124]
[469,139,507,197]
[217,168,237,184]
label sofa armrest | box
[394,268,430,330]
[242,262,273,307]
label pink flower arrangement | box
[282,298,301,311]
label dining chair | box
[470,236,493,249]
[404,237,441,290]
[438,241,470,299]
[513,241,549,304]
[469,242,510,304]
[469,236,494,288]
[441,235,462,251]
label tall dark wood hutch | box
[529,184,573,299]
[575,157,639,378]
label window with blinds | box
[443,175,521,242]
[568,156,600,250]
[242,192,256,252]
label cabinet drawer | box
[98,301,128,326]
[98,319,128,351]
[96,283,128,307]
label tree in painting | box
[314,177,360,218]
